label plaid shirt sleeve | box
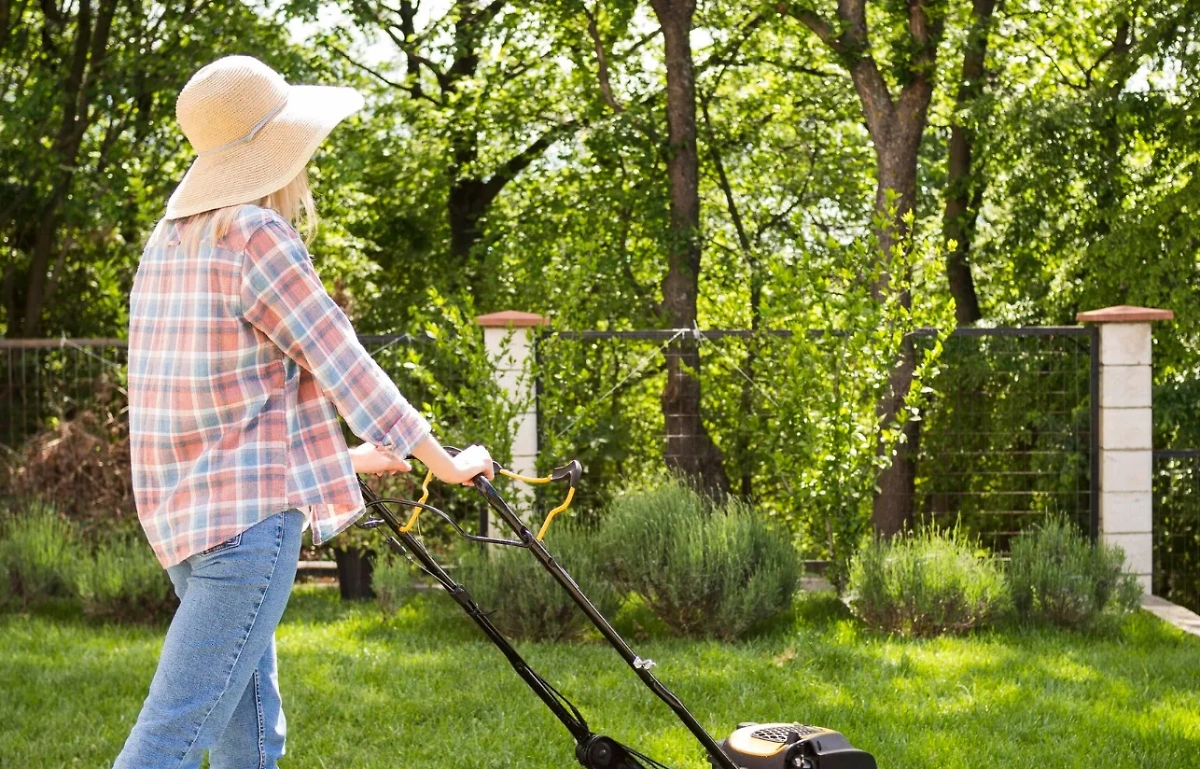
[239,214,431,458]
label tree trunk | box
[872,332,922,536]
[943,0,995,326]
[448,163,486,285]
[444,1,487,291]
[650,0,728,497]
[19,0,116,338]
[870,149,923,536]
[792,0,943,535]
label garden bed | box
[1,587,1197,767]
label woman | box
[114,55,493,768]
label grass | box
[2,586,1199,768]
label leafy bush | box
[456,526,622,641]
[848,525,1008,637]
[75,535,176,622]
[600,480,801,640]
[0,501,81,609]
[373,550,418,616]
[1007,517,1143,631]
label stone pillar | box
[1077,305,1174,592]
[476,311,548,527]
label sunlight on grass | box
[1,586,1197,768]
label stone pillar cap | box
[1076,305,1174,323]
[476,310,551,328]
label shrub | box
[848,525,1008,637]
[0,501,81,609]
[600,480,801,640]
[75,535,176,623]
[455,526,622,641]
[1007,517,1143,631]
[373,550,418,616]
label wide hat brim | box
[165,85,364,220]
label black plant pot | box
[333,547,376,601]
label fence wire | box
[536,326,1097,555]
[2,328,1098,558]
[910,329,1096,550]
[1153,450,1200,613]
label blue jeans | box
[113,509,304,769]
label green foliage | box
[455,526,622,642]
[0,499,174,622]
[848,525,1009,637]
[8,1,1200,612]
[373,551,418,617]
[599,479,801,640]
[1007,517,1143,631]
[74,535,176,623]
[0,501,81,609]
[1,1,310,338]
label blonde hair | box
[153,167,318,252]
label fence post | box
[476,311,548,526]
[1077,305,1174,592]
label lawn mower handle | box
[443,445,581,540]
[466,472,744,769]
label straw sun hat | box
[165,55,364,220]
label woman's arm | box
[239,213,493,484]
[349,438,494,486]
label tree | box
[942,0,995,325]
[648,0,730,494]
[2,0,120,338]
[0,1,304,338]
[784,0,948,534]
[311,0,587,303]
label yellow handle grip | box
[397,469,435,533]
[535,486,576,541]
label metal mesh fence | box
[1153,450,1200,613]
[2,328,1099,556]
[0,335,504,540]
[910,328,1097,550]
[534,330,826,529]
[1,339,129,450]
[535,326,1098,554]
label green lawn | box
[2,586,1198,769]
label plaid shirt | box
[128,204,430,567]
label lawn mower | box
[355,451,876,769]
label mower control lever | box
[438,446,580,540]
[549,459,583,488]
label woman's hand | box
[348,443,412,477]
[444,444,495,486]
[410,436,495,486]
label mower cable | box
[361,496,527,548]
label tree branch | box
[324,42,442,106]
[782,2,895,134]
[463,0,506,29]
[584,4,623,113]
[380,22,452,91]
[1084,18,1132,89]
[481,117,581,202]
[789,8,847,56]
[701,99,750,253]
